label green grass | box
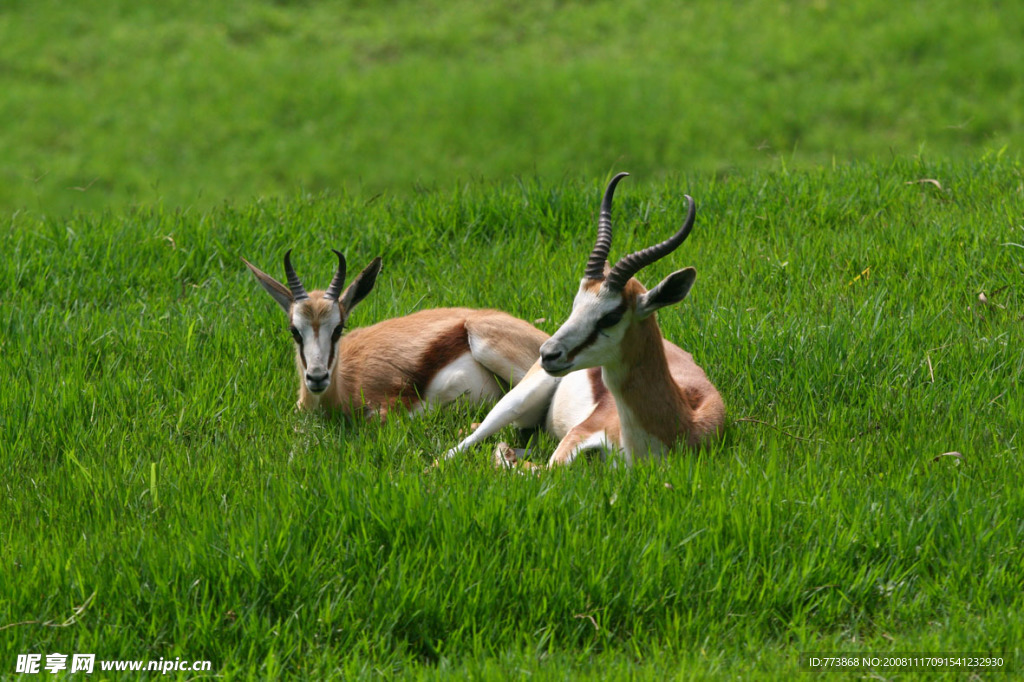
[2,159,1023,678]
[2,0,1024,215]
[2,0,1023,677]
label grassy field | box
[2,0,1024,215]
[2,0,1024,679]
[2,160,1022,678]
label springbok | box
[243,250,549,419]
[443,173,725,467]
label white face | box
[289,301,345,394]
[539,281,631,377]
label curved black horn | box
[283,249,309,301]
[584,172,630,280]
[323,249,348,302]
[605,194,696,291]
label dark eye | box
[596,308,624,329]
[290,326,302,343]
[331,324,343,342]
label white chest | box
[546,369,600,440]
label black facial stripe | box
[566,302,627,360]
[597,302,628,329]
[328,322,344,368]
[567,327,601,361]
[297,340,307,369]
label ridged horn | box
[323,249,348,302]
[605,194,696,291]
[584,172,630,280]
[283,249,309,301]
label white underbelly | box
[545,369,598,440]
[423,352,503,406]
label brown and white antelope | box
[443,173,725,467]
[243,250,549,419]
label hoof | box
[493,442,518,469]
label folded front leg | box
[442,362,559,461]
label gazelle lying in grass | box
[244,250,549,419]
[443,173,725,467]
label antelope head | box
[244,249,382,395]
[539,172,698,376]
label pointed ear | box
[340,256,382,314]
[242,258,292,313]
[635,267,696,319]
